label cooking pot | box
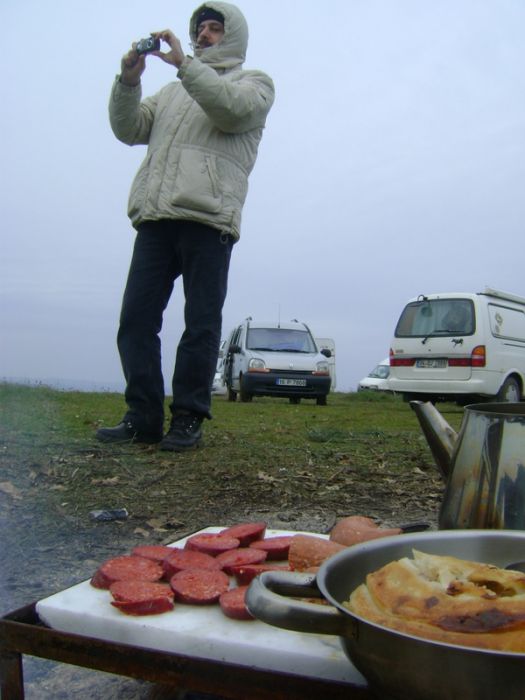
[246,530,525,700]
[410,401,525,529]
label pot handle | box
[245,570,357,638]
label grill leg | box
[0,651,24,700]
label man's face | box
[196,19,224,48]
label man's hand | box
[151,30,186,69]
[120,46,146,87]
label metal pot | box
[410,401,525,529]
[246,530,525,700]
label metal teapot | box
[410,401,525,529]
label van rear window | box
[395,299,474,338]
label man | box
[96,2,274,451]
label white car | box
[358,358,391,392]
[211,341,227,395]
[223,318,332,404]
[211,369,227,395]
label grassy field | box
[0,381,464,443]
[0,383,464,535]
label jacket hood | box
[190,1,248,69]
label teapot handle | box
[245,570,357,638]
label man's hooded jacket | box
[109,2,275,240]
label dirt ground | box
[0,395,445,699]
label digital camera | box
[136,36,160,55]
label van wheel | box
[239,377,252,403]
[316,396,327,406]
[496,377,521,402]
[227,387,237,402]
[289,397,301,404]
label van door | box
[487,302,525,372]
[224,325,242,393]
[392,298,476,381]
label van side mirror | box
[320,348,332,358]
[229,344,241,354]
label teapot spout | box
[409,401,458,480]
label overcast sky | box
[2,0,525,394]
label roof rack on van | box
[481,287,525,306]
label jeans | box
[117,219,233,432]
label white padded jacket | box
[109,1,275,240]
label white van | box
[223,318,332,404]
[388,288,525,403]
[315,337,336,390]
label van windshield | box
[395,299,475,338]
[247,328,316,353]
[369,364,390,379]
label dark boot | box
[96,420,163,444]
[160,412,203,451]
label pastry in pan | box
[346,550,525,652]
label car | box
[211,340,227,395]
[358,358,391,392]
[223,318,332,404]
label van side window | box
[489,304,525,341]
[395,299,474,337]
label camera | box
[136,36,160,55]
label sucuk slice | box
[90,556,163,589]
[131,545,176,562]
[329,515,401,546]
[215,547,268,574]
[184,533,240,556]
[110,580,174,603]
[162,548,222,579]
[111,597,174,616]
[109,580,174,615]
[249,536,293,561]
[288,535,345,571]
[220,521,267,546]
[170,568,230,604]
[219,586,254,620]
[231,563,290,585]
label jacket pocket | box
[170,149,222,214]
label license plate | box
[416,358,447,368]
[276,378,307,387]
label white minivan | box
[223,318,332,404]
[389,287,525,403]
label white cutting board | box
[36,527,366,686]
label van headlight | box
[314,361,330,375]
[248,358,268,372]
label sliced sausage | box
[215,547,268,575]
[131,545,176,562]
[231,563,290,585]
[249,536,293,560]
[288,535,345,571]
[332,526,402,547]
[220,521,267,546]
[169,568,230,604]
[111,597,174,615]
[184,533,240,556]
[109,580,174,615]
[219,586,254,620]
[329,515,402,546]
[90,556,163,589]
[162,548,222,579]
[110,580,174,603]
